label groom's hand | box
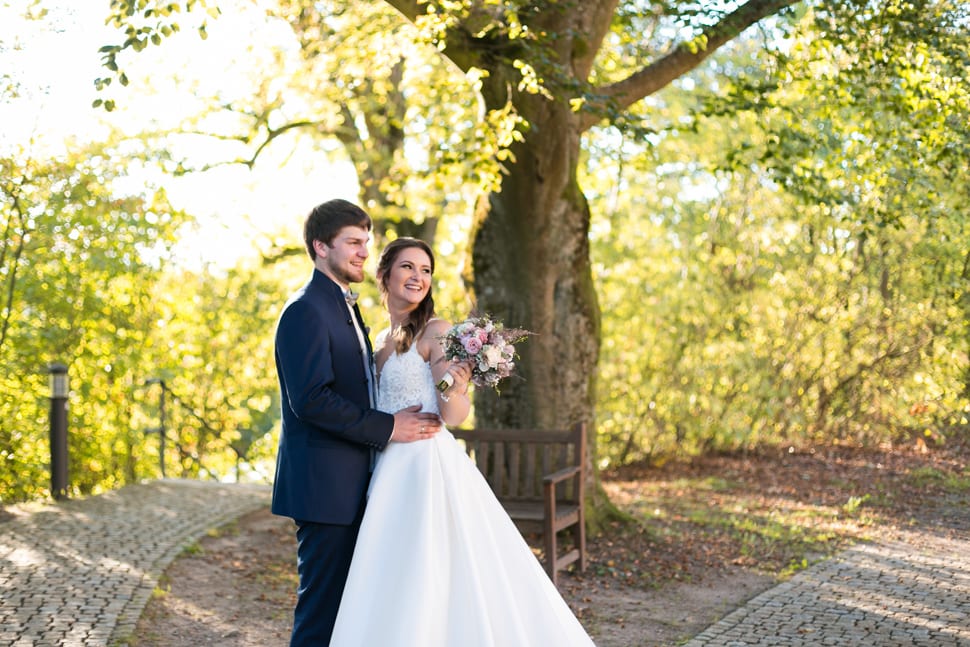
[390,404,442,443]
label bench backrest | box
[451,424,586,503]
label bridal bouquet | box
[437,314,533,393]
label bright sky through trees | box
[0,0,356,269]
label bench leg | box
[575,518,586,572]
[544,528,558,586]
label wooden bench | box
[451,423,587,586]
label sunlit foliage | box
[590,5,970,466]
[0,139,189,501]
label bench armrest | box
[542,464,580,485]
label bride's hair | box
[377,237,436,353]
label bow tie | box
[345,289,359,306]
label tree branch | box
[176,117,356,174]
[571,0,623,81]
[382,0,424,23]
[580,0,799,131]
[381,0,491,73]
[0,178,28,353]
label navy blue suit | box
[272,269,393,645]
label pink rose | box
[462,336,483,355]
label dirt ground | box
[131,438,969,646]
[131,506,773,647]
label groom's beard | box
[324,259,365,286]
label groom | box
[271,198,442,646]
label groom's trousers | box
[291,502,365,647]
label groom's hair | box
[304,199,372,260]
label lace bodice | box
[377,344,440,415]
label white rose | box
[483,344,505,367]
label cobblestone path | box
[0,479,270,646]
[685,531,970,646]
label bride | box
[329,237,595,646]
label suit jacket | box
[271,269,394,524]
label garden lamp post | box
[47,362,69,500]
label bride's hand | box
[441,360,473,396]
[437,361,472,427]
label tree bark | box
[467,98,600,435]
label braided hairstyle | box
[377,237,436,353]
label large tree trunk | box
[468,101,599,434]
[448,3,621,528]
[465,87,618,526]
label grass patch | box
[151,573,171,599]
[180,541,203,556]
[688,507,842,573]
[841,494,870,516]
[908,466,947,486]
[908,466,970,492]
[940,469,970,492]
[208,518,241,538]
[601,462,874,584]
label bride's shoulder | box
[421,318,453,338]
[416,318,451,359]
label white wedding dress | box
[329,343,596,646]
